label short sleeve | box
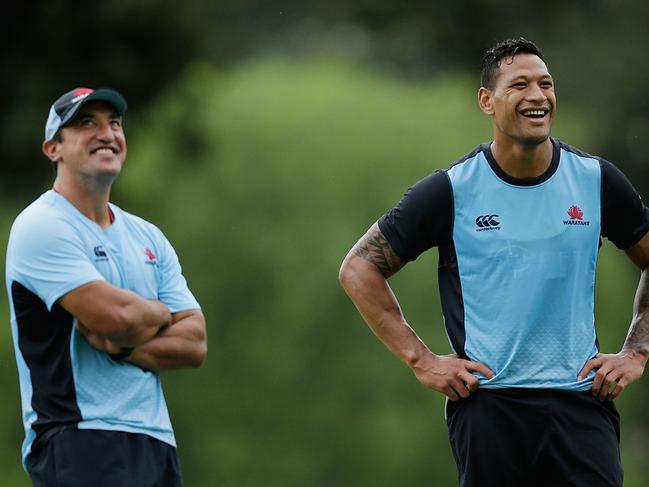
[156,233,200,313]
[377,170,454,262]
[600,159,649,249]
[6,212,105,310]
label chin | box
[96,164,123,179]
[517,131,551,146]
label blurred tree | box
[1,0,204,196]
[3,1,649,485]
[116,59,645,485]
[2,52,647,487]
[4,0,649,196]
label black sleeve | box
[600,159,649,249]
[377,170,453,262]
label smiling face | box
[478,53,556,147]
[43,101,127,186]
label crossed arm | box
[578,231,649,400]
[125,308,206,370]
[60,280,207,371]
[339,222,493,401]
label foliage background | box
[2,1,649,485]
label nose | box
[95,121,116,141]
[525,82,547,102]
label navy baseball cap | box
[44,87,128,140]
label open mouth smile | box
[519,108,549,119]
[90,146,119,154]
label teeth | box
[95,148,114,154]
[523,110,545,116]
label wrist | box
[622,347,649,366]
[157,301,172,327]
[109,347,135,361]
[408,350,438,371]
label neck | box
[53,176,114,228]
[490,137,554,179]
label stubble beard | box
[79,166,121,195]
[517,132,551,147]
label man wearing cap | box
[5,87,207,486]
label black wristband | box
[108,347,134,361]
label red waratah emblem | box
[567,205,583,220]
[73,88,94,97]
[145,248,156,261]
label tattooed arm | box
[348,222,406,278]
[339,222,493,401]
[579,231,649,400]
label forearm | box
[340,224,493,399]
[623,267,649,363]
[61,281,171,347]
[109,295,172,348]
[126,309,207,371]
[339,253,432,367]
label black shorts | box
[27,429,183,487]
[446,388,623,487]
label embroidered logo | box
[564,205,590,226]
[71,88,94,103]
[567,205,583,220]
[144,247,158,266]
[93,245,108,262]
[475,214,501,232]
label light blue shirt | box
[6,190,200,467]
[447,147,600,390]
[378,139,649,392]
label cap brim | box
[59,88,128,128]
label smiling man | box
[339,38,649,486]
[5,87,207,486]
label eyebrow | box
[508,74,553,83]
[75,109,121,119]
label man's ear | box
[478,87,494,116]
[42,139,61,163]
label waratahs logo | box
[71,88,94,103]
[567,205,583,220]
[564,205,590,226]
[144,247,159,266]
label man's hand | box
[124,309,207,371]
[578,350,648,401]
[411,352,495,401]
[76,320,121,354]
[339,224,494,401]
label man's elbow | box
[188,339,208,368]
[190,321,208,368]
[339,252,355,286]
[340,253,368,294]
[184,343,207,369]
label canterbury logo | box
[93,245,108,261]
[475,214,500,227]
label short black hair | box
[480,38,545,89]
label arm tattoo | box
[352,224,405,278]
[625,269,649,356]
